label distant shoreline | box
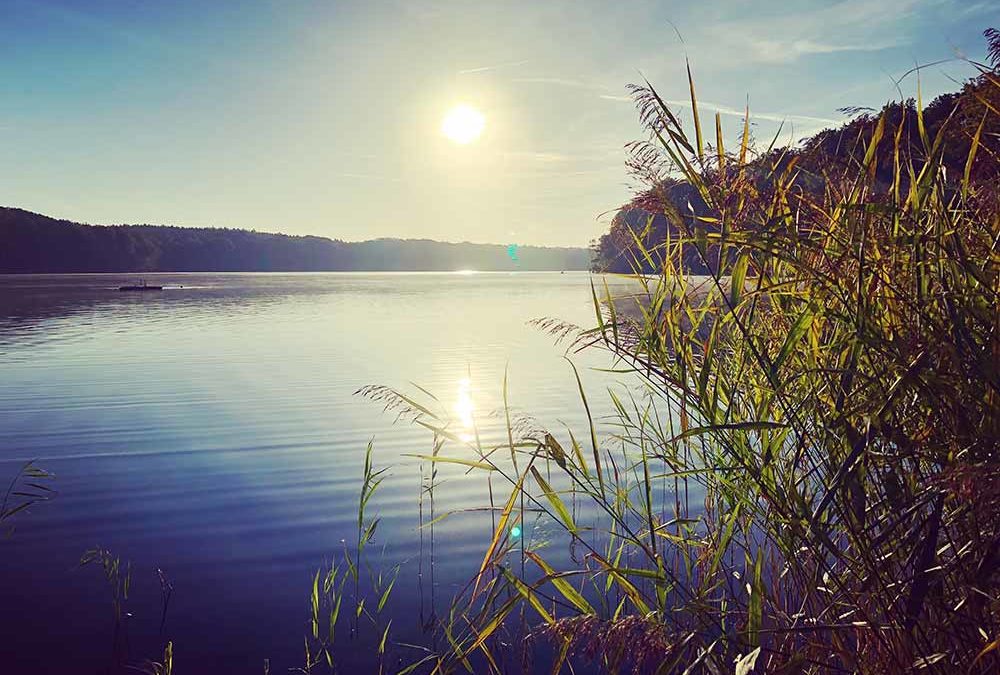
[0,270,594,276]
[0,206,593,274]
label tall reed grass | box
[358,51,1000,674]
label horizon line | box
[1,204,592,250]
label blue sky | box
[0,0,993,246]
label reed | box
[359,47,1000,674]
[300,440,400,674]
[0,460,54,536]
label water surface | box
[0,272,625,672]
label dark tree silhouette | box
[592,29,1000,273]
[0,208,591,273]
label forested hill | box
[0,208,591,273]
[591,31,1000,274]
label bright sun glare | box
[455,377,475,441]
[441,105,485,144]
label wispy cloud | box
[746,38,900,63]
[500,149,624,178]
[503,149,622,165]
[511,77,607,90]
[336,172,402,183]
[954,0,996,17]
[458,59,530,75]
[665,100,839,128]
[503,151,576,163]
[599,92,840,129]
[706,0,929,64]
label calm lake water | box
[0,272,629,673]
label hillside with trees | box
[592,29,1000,273]
[0,207,590,273]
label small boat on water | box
[118,279,163,292]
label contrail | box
[458,59,530,75]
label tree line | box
[0,207,590,273]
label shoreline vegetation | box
[4,29,998,675]
[343,33,1000,674]
[0,207,590,273]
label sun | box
[441,104,485,144]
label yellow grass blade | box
[963,111,987,198]
[715,111,725,171]
[500,567,554,624]
[526,551,595,614]
[739,100,750,168]
[687,59,704,160]
[530,466,577,533]
[472,465,529,596]
[403,454,495,471]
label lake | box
[0,272,629,673]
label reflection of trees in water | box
[0,276,333,352]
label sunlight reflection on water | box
[0,271,645,672]
[455,376,475,441]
